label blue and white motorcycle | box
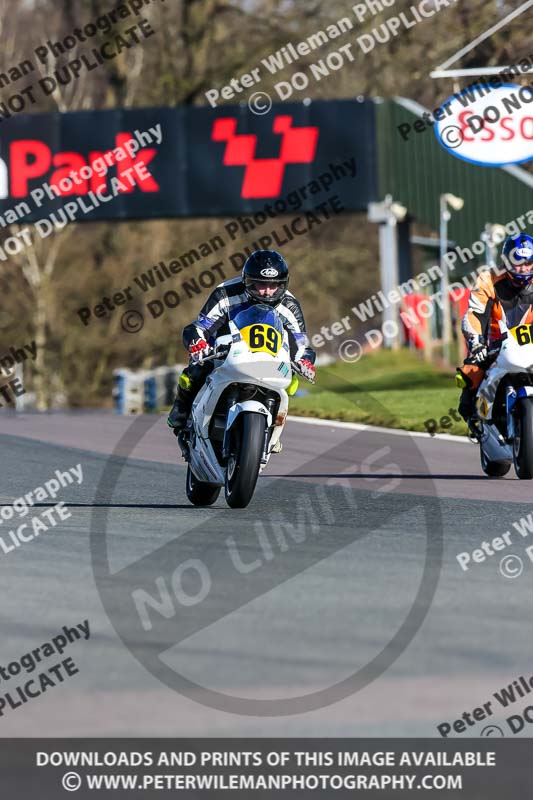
[475,320,533,479]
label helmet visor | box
[244,276,287,303]
[508,246,533,279]
[512,258,533,277]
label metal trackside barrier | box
[113,365,184,414]
[112,369,143,415]
[0,362,26,412]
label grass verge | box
[289,349,467,436]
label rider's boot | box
[458,387,477,423]
[456,368,477,422]
[456,369,483,440]
[167,381,194,436]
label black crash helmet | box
[242,250,289,305]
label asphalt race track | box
[1,411,533,737]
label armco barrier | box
[113,365,183,414]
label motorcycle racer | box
[167,250,316,432]
[457,233,533,422]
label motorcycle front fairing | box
[477,320,533,421]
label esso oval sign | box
[435,83,533,166]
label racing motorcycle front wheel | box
[225,412,266,509]
[479,445,511,478]
[513,399,533,480]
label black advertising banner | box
[0,100,376,224]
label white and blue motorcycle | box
[475,320,533,479]
[178,304,314,507]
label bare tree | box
[0,0,155,407]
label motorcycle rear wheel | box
[186,465,221,506]
[225,412,265,509]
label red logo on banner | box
[212,116,319,198]
[8,134,159,198]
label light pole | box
[368,195,407,350]
[481,223,507,268]
[440,193,464,365]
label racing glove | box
[297,359,316,381]
[189,338,212,363]
[469,340,488,365]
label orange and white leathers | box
[460,268,533,389]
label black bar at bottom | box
[0,739,530,798]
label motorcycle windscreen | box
[231,304,284,357]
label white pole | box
[378,216,400,350]
[440,196,452,365]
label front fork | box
[261,396,278,464]
[506,386,517,442]
[221,388,239,464]
[221,394,277,464]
